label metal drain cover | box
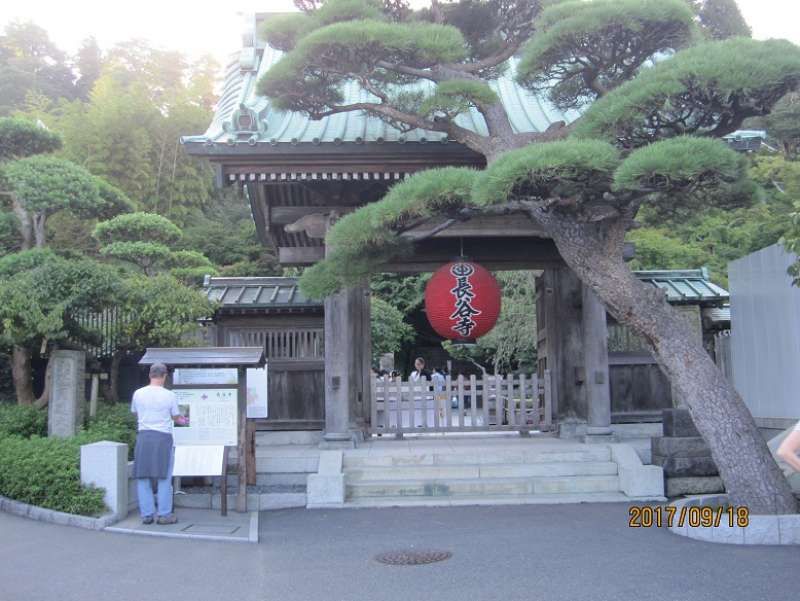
[375,550,452,566]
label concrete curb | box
[668,494,800,545]
[105,511,259,544]
[0,495,118,531]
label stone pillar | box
[80,441,129,518]
[582,287,614,440]
[322,285,368,447]
[671,305,703,408]
[48,350,86,438]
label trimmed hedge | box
[0,402,137,516]
[0,404,47,438]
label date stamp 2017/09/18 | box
[629,505,750,528]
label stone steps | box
[344,491,633,508]
[346,474,621,499]
[346,461,618,481]
[343,447,612,469]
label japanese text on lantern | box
[449,262,482,338]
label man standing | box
[131,363,186,525]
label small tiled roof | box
[634,269,729,305]
[139,347,265,367]
[203,276,321,311]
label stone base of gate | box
[309,435,664,508]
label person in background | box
[776,422,800,473]
[409,357,429,381]
[130,363,188,525]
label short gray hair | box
[149,363,168,379]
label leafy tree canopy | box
[113,274,215,351]
[371,296,414,357]
[0,117,61,160]
[3,155,99,215]
[573,38,800,148]
[93,211,182,246]
[517,0,697,110]
[0,251,123,350]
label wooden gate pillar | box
[322,284,369,446]
[537,267,586,422]
[582,286,613,439]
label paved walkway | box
[1,503,798,601]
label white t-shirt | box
[131,385,179,434]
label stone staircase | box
[340,440,659,507]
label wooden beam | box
[279,247,325,264]
[402,215,549,239]
[271,206,353,225]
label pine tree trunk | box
[11,346,36,405]
[32,214,47,248]
[34,354,54,409]
[11,196,33,251]
[537,212,797,514]
[108,351,122,403]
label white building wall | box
[729,243,800,427]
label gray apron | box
[133,430,173,479]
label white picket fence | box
[370,371,552,436]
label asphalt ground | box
[1,502,798,601]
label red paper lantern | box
[424,260,502,342]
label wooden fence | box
[371,371,552,436]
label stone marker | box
[48,350,86,438]
[80,441,129,518]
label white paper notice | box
[246,367,268,419]
[173,388,238,446]
[172,445,225,477]
[173,368,238,385]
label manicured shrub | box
[0,404,47,438]
[0,435,106,516]
[0,402,137,516]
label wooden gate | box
[371,371,552,435]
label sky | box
[0,0,798,65]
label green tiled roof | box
[203,276,322,311]
[634,269,729,305]
[181,14,580,150]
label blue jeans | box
[137,447,174,518]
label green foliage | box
[614,136,744,195]
[472,139,620,205]
[765,92,800,157]
[99,240,172,273]
[371,273,429,315]
[0,435,106,516]
[0,211,20,255]
[418,80,500,120]
[371,296,414,356]
[300,168,477,298]
[689,0,751,40]
[0,252,123,349]
[0,117,61,160]
[259,19,466,114]
[84,403,137,453]
[93,178,136,219]
[631,153,797,285]
[0,247,56,277]
[573,38,800,148]
[93,211,181,245]
[517,0,696,109]
[3,155,100,215]
[0,404,46,438]
[0,403,137,516]
[114,274,215,352]
[167,250,218,285]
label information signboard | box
[173,388,238,446]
